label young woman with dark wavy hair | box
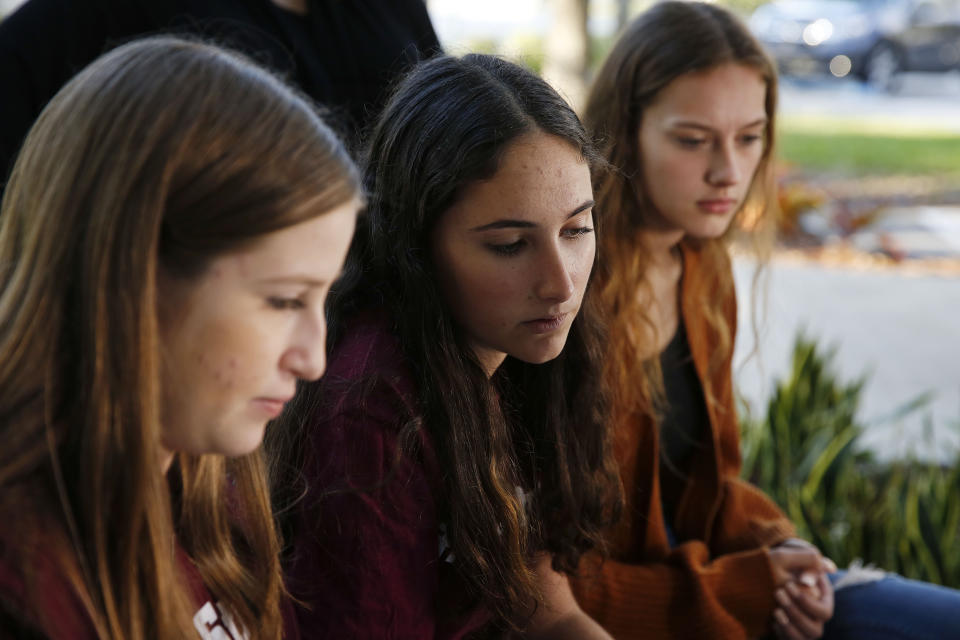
[568,3,960,639]
[0,37,361,639]
[272,53,622,638]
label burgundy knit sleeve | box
[285,393,440,639]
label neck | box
[479,352,507,379]
[270,0,308,15]
[470,342,507,378]
[637,228,685,266]
[161,448,174,474]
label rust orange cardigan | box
[571,242,796,639]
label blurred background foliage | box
[740,335,960,588]
[778,116,960,177]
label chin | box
[511,337,568,365]
[686,220,733,240]
[515,352,560,365]
[215,423,268,458]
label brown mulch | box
[768,244,960,277]
[757,171,960,277]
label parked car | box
[749,0,960,91]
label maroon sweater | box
[0,541,272,639]
[285,313,488,639]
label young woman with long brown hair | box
[0,37,361,639]
[271,53,622,638]
[569,3,960,639]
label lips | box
[522,313,567,334]
[696,198,738,215]
[252,396,294,418]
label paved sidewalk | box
[780,75,960,132]
[733,256,960,462]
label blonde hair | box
[0,37,359,638]
[584,1,779,423]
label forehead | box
[646,63,768,128]
[444,133,592,226]
[226,202,358,278]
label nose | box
[282,314,327,381]
[706,141,741,187]
[534,243,576,303]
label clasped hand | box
[768,539,837,640]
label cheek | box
[570,241,596,292]
[196,349,242,391]
[745,149,765,182]
[643,147,694,205]
[445,255,522,327]
[188,317,274,395]
[465,266,518,317]
[659,153,702,190]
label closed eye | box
[267,297,306,310]
[562,226,594,239]
[487,239,526,256]
[675,136,708,149]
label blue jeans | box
[823,571,960,639]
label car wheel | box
[865,43,903,92]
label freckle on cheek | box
[211,367,237,389]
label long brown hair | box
[0,37,360,639]
[584,1,779,422]
[276,54,622,629]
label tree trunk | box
[543,0,590,112]
[616,0,630,32]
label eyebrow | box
[470,200,595,232]
[670,118,768,132]
[255,275,330,287]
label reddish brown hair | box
[584,1,779,423]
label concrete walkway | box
[780,75,960,132]
[733,257,960,461]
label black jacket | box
[0,0,440,187]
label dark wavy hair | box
[280,53,622,628]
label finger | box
[786,580,832,622]
[770,547,826,578]
[797,571,822,599]
[823,557,838,573]
[777,586,824,638]
[773,608,807,640]
[778,538,819,552]
[818,571,836,618]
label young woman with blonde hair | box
[0,37,361,639]
[569,2,960,639]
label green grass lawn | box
[778,116,960,176]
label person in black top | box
[0,0,440,189]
